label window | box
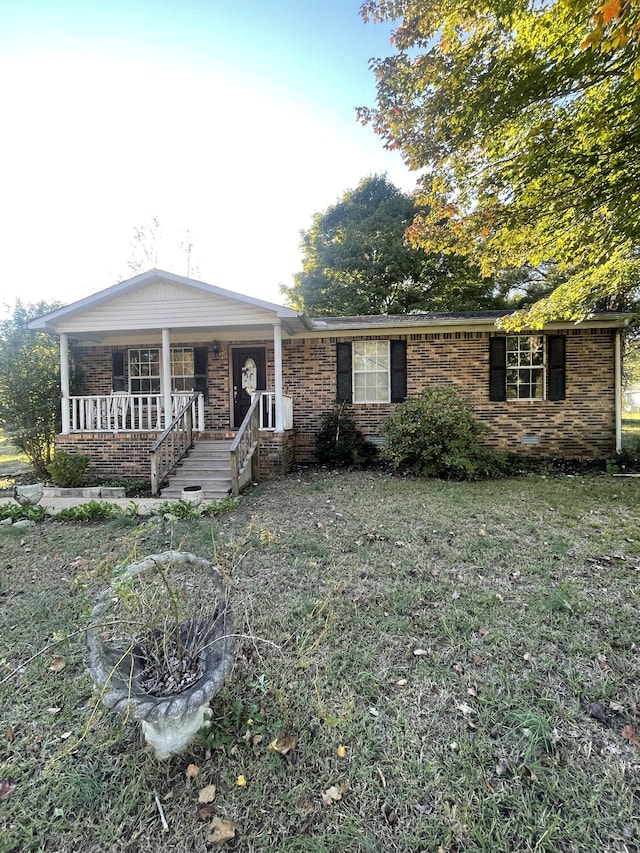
[353,340,390,403]
[489,335,566,402]
[506,335,545,400]
[170,347,195,392]
[129,349,160,394]
[126,347,197,394]
[336,340,407,404]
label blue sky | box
[0,0,412,310]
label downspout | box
[615,330,622,454]
[161,329,172,429]
[60,333,70,434]
[273,322,283,432]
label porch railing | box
[230,393,261,497]
[67,392,205,433]
[259,393,293,430]
[149,392,200,496]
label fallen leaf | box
[5,726,16,742]
[377,766,387,788]
[60,731,72,740]
[49,656,66,673]
[197,803,216,820]
[413,648,429,657]
[621,725,640,747]
[521,765,538,782]
[0,781,16,801]
[236,775,247,787]
[396,678,408,686]
[47,707,62,715]
[381,803,397,825]
[495,758,509,776]
[207,816,236,845]
[321,782,349,806]
[337,745,347,758]
[457,703,476,717]
[269,734,298,755]
[485,780,495,793]
[185,763,200,779]
[198,784,216,804]
[467,686,478,697]
[478,626,489,636]
[452,662,464,674]
[473,654,484,667]
[252,734,264,747]
[609,701,625,713]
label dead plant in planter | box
[86,551,234,759]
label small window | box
[353,340,390,403]
[129,349,160,394]
[506,336,545,400]
[170,347,195,392]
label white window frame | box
[128,348,161,394]
[170,347,195,392]
[352,340,391,404]
[128,347,195,394]
[506,335,546,401]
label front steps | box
[160,439,233,501]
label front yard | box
[1,470,639,852]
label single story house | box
[27,269,630,497]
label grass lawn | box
[1,470,639,852]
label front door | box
[232,347,266,427]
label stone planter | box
[13,483,44,506]
[86,551,234,759]
[181,485,203,506]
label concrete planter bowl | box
[87,551,234,759]
[13,483,44,506]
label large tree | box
[282,174,500,316]
[0,302,62,477]
[358,0,640,327]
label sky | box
[0,0,414,314]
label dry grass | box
[1,469,639,852]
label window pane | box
[353,340,390,403]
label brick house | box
[27,269,630,497]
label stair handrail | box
[149,392,199,496]
[230,392,262,496]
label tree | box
[358,0,640,327]
[0,301,62,477]
[282,174,500,316]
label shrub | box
[47,450,92,488]
[381,386,506,480]
[315,405,376,469]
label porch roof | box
[26,269,313,341]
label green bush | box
[47,450,92,488]
[315,405,376,469]
[381,386,506,480]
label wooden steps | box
[160,439,233,501]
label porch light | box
[210,341,221,355]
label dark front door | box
[232,347,266,427]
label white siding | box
[58,279,276,333]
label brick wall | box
[55,432,158,479]
[67,329,618,477]
[283,329,617,460]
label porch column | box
[273,322,283,432]
[161,328,172,429]
[60,333,70,434]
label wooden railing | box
[149,392,200,496]
[259,393,293,430]
[67,392,204,433]
[230,393,261,497]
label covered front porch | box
[28,269,310,496]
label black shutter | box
[489,337,507,402]
[112,351,126,392]
[547,335,566,401]
[193,347,208,400]
[390,340,407,403]
[336,342,352,403]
